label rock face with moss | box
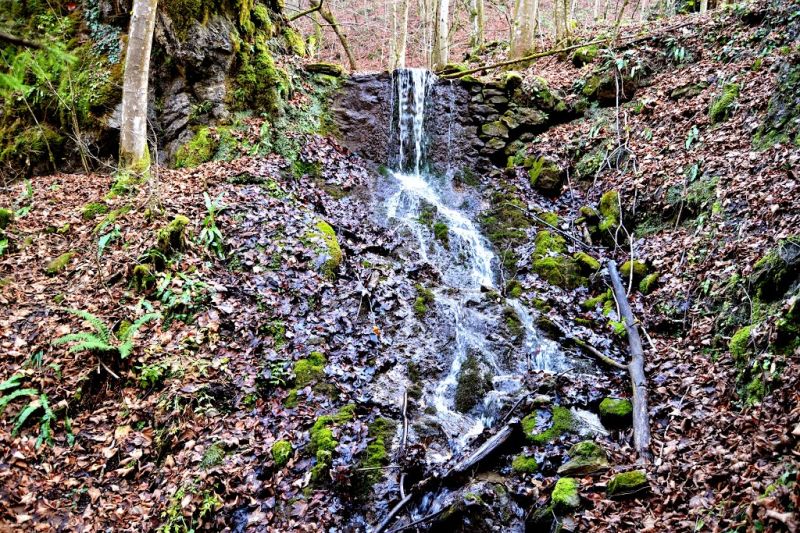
[531,230,587,289]
[157,215,191,254]
[454,353,492,413]
[305,220,343,280]
[749,236,800,301]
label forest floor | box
[1,1,799,532]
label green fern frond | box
[120,313,161,342]
[118,340,134,360]
[0,374,23,392]
[0,388,39,413]
[64,308,111,343]
[68,340,114,354]
[52,332,102,347]
[12,399,41,436]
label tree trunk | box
[314,1,358,71]
[699,0,708,12]
[390,0,410,69]
[468,0,485,50]
[119,0,157,173]
[431,0,450,70]
[607,260,653,463]
[510,0,536,59]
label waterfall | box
[383,68,563,454]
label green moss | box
[0,122,64,172]
[234,33,291,114]
[433,221,450,247]
[709,83,739,123]
[745,375,766,405]
[313,221,342,280]
[81,202,109,220]
[271,440,293,467]
[538,211,559,228]
[575,145,606,180]
[528,158,562,193]
[558,440,608,475]
[599,397,632,425]
[175,128,217,169]
[132,264,154,292]
[729,325,754,363]
[572,45,599,66]
[45,252,76,276]
[534,230,567,257]
[503,305,524,339]
[620,260,648,280]
[157,215,191,254]
[598,190,621,232]
[284,388,299,408]
[582,289,612,310]
[639,273,660,294]
[454,354,492,413]
[294,351,326,386]
[573,252,601,272]
[505,279,523,298]
[522,406,574,444]
[750,236,800,301]
[607,470,648,496]
[413,284,435,317]
[359,417,396,487]
[0,208,13,229]
[283,27,305,56]
[531,236,587,289]
[480,183,534,271]
[552,477,580,510]
[252,4,273,33]
[512,454,539,473]
[309,404,355,481]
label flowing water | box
[382,68,564,456]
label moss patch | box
[454,353,492,413]
[620,260,648,281]
[607,470,648,497]
[709,83,739,123]
[81,202,109,220]
[598,190,621,233]
[552,477,580,510]
[45,252,76,276]
[174,128,218,169]
[598,398,633,426]
[0,208,14,229]
[358,417,397,489]
[574,251,601,272]
[558,440,608,475]
[729,325,754,363]
[522,406,574,444]
[271,440,293,467]
[413,284,435,318]
[512,454,539,473]
[639,273,660,294]
[157,215,191,254]
[294,351,326,386]
[309,404,355,481]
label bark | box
[700,0,708,12]
[509,0,537,59]
[607,260,653,462]
[390,0,410,69]
[431,0,450,70]
[119,0,157,172]
[468,0,485,49]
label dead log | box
[607,259,652,462]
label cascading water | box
[383,68,563,456]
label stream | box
[378,69,566,457]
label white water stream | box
[384,69,563,453]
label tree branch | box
[287,0,324,22]
[0,30,43,49]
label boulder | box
[557,440,609,476]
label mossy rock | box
[532,231,587,288]
[305,62,345,77]
[81,202,109,220]
[670,81,709,100]
[283,27,306,56]
[505,279,523,298]
[454,354,492,413]
[607,470,649,497]
[528,76,568,113]
[0,208,13,229]
[503,305,524,339]
[574,252,601,273]
[502,71,524,90]
[512,454,538,474]
[572,45,599,67]
[552,477,580,511]
[598,397,633,427]
[620,260,648,282]
[481,121,510,139]
[749,236,800,301]
[271,440,293,467]
[45,252,76,276]
[294,351,326,386]
[157,215,191,254]
[306,220,343,280]
[522,406,574,444]
[174,128,218,169]
[413,284,435,317]
[558,440,609,476]
[639,273,660,294]
[528,157,562,194]
[131,264,155,292]
[575,145,606,180]
[234,32,291,114]
[598,190,621,233]
[729,325,754,364]
[709,83,739,124]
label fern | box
[0,388,38,413]
[53,309,160,360]
[0,375,58,448]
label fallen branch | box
[373,493,414,533]
[572,338,627,370]
[0,30,43,49]
[607,259,652,462]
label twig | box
[372,493,414,533]
[387,508,448,533]
[0,31,43,49]
[573,338,627,370]
[287,0,324,22]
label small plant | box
[155,272,213,325]
[665,38,692,64]
[685,125,700,149]
[198,193,226,259]
[137,362,169,390]
[0,374,59,448]
[52,309,160,360]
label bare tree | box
[119,0,158,173]
[390,0,410,69]
[431,0,450,69]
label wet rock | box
[481,121,509,139]
[430,481,525,532]
[749,235,800,301]
[522,406,574,444]
[557,440,609,475]
[454,353,493,413]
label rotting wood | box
[607,259,652,462]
